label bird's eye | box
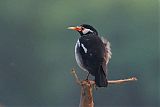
[81,27,84,31]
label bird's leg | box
[86,73,90,80]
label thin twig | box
[108,77,137,84]
[71,68,81,85]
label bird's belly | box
[75,43,88,72]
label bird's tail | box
[95,66,108,87]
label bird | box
[68,24,111,87]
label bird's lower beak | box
[67,26,82,31]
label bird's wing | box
[101,37,112,64]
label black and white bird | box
[68,24,111,87]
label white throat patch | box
[82,28,93,35]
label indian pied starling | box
[68,24,111,87]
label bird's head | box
[68,24,98,36]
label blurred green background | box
[0,0,159,107]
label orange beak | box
[67,26,82,31]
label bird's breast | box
[75,39,88,72]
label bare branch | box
[71,68,137,107]
[71,68,81,85]
[108,77,137,84]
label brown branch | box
[108,77,137,84]
[71,69,137,107]
[71,68,81,85]
[71,69,95,107]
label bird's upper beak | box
[67,26,82,31]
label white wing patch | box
[81,44,88,53]
[76,39,88,53]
